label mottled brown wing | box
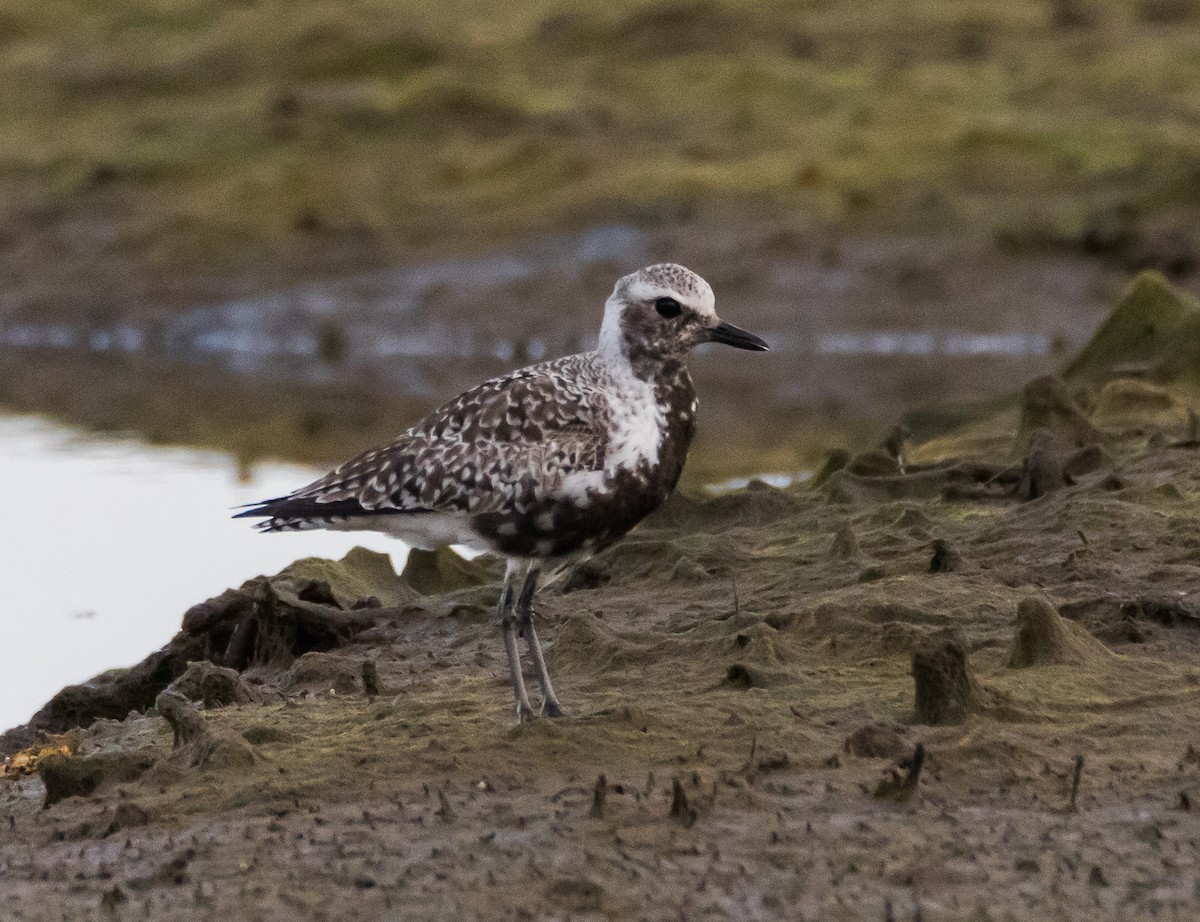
[284,356,610,517]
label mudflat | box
[4,273,1200,921]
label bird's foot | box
[540,699,567,719]
[516,703,536,723]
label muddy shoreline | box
[5,272,1200,920]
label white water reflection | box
[0,416,409,733]
[816,331,1050,357]
[705,471,810,493]
[0,224,644,377]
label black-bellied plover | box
[236,264,769,720]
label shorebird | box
[236,264,769,720]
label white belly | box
[317,512,492,553]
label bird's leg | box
[515,566,565,718]
[498,560,534,722]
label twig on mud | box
[873,743,926,802]
[902,742,925,792]
[670,778,697,826]
[589,774,607,819]
[740,735,758,775]
[1069,755,1084,811]
[156,691,208,751]
[435,789,456,823]
[912,640,983,725]
[1184,409,1200,446]
[732,577,740,618]
[362,659,383,698]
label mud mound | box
[805,585,986,654]
[156,691,256,771]
[904,272,1200,464]
[0,547,482,757]
[597,537,691,579]
[281,651,362,695]
[400,547,500,595]
[1007,596,1116,668]
[39,751,156,808]
[549,613,654,673]
[829,525,862,561]
[1090,378,1192,433]
[182,546,422,674]
[843,724,910,760]
[0,638,210,755]
[165,662,259,708]
[723,621,798,666]
[1063,271,1200,391]
[271,546,418,609]
[698,482,801,526]
[912,637,990,725]
[929,537,965,572]
[1017,376,1100,448]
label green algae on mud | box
[909,270,1200,465]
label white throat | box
[597,293,629,369]
[555,316,668,503]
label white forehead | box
[615,263,716,316]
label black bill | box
[709,320,770,351]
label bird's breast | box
[470,366,697,560]
[604,366,696,473]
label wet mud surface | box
[5,273,1200,920]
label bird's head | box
[598,263,769,375]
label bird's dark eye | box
[655,297,682,319]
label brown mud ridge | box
[5,272,1200,920]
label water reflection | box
[0,225,642,375]
[0,224,1096,422]
[0,416,409,732]
[816,331,1050,357]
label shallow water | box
[0,224,1093,418]
[0,415,411,732]
[0,225,643,392]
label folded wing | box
[236,356,611,528]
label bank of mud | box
[4,272,1200,921]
